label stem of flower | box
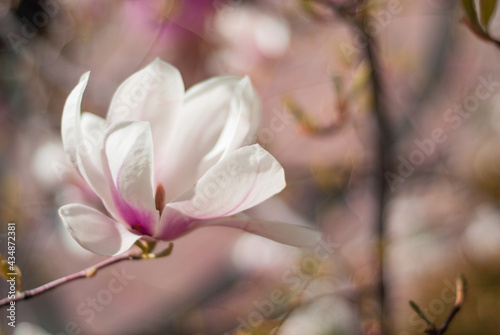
[0,243,174,308]
[146,243,173,259]
[134,240,149,253]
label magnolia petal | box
[197,76,261,177]
[79,112,107,188]
[158,76,246,202]
[107,58,184,163]
[59,204,141,256]
[156,144,285,239]
[107,58,184,125]
[61,72,90,171]
[61,74,121,220]
[102,121,158,235]
[81,112,106,148]
[191,217,321,248]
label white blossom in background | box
[277,296,359,335]
[209,6,291,73]
[13,322,51,335]
[31,139,67,191]
[58,58,320,256]
[462,205,500,266]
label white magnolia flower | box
[59,59,320,256]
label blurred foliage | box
[0,253,23,293]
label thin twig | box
[410,275,466,335]
[436,305,461,335]
[317,2,393,332]
[363,25,393,335]
[435,275,466,335]
[0,243,174,308]
[0,252,136,308]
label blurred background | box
[1,0,500,334]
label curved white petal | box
[79,112,107,190]
[101,121,159,235]
[156,144,285,239]
[107,58,184,159]
[61,72,90,171]
[197,76,261,176]
[158,76,259,202]
[61,74,121,220]
[59,204,141,256]
[191,217,321,248]
[81,112,106,151]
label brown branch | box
[435,275,466,335]
[0,243,173,308]
[315,1,393,333]
[364,25,393,335]
[410,275,466,335]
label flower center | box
[155,183,166,215]
[131,223,150,235]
